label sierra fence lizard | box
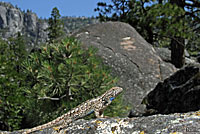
[21,87,123,134]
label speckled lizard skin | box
[21,87,123,134]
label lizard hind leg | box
[53,126,61,133]
[53,126,65,133]
[53,119,72,133]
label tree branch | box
[38,94,67,101]
[185,11,200,22]
[185,0,200,8]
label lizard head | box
[102,87,123,101]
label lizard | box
[21,86,123,134]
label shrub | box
[21,37,118,127]
[0,37,125,130]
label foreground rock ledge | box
[1,110,200,134]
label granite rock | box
[72,22,177,115]
[143,63,200,114]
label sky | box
[1,0,111,18]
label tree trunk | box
[170,37,185,68]
[170,0,185,68]
[146,26,154,44]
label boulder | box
[2,110,200,134]
[154,47,197,65]
[154,47,171,62]
[72,22,176,115]
[51,111,200,134]
[142,63,200,114]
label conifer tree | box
[9,32,27,72]
[47,7,64,43]
[0,38,25,131]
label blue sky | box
[1,0,111,18]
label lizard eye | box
[103,99,109,105]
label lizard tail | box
[22,122,51,134]
[22,116,63,134]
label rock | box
[72,22,177,116]
[142,63,200,114]
[185,49,190,57]
[0,2,24,37]
[56,111,200,134]
[197,56,200,63]
[2,110,200,134]
[0,2,48,50]
[155,47,197,65]
[24,12,38,34]
[154,47,171,62]
[0,2,99,50]
[185,57,197,64]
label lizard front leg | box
[94,109,104,118]
[94,98,112,118]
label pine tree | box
[47,7,64,43]
[0,37,25,131]
[8,32,28,72]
